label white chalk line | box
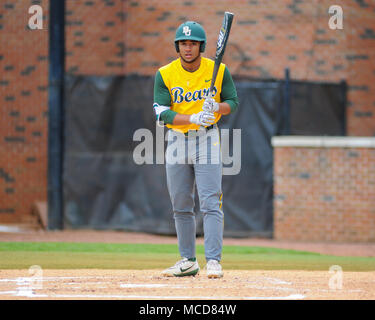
[120,284,181,288]
[49,294,306,300]
[0,275,306,299]
[0,290,305,300]
[0,290,48,298]
[0,276,121,282]
[262,277,292,285]
[245,285,298,292]
[0,276,296,290]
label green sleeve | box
[160,109,177,124]
[220,66,239,113]
[153,70,177,124]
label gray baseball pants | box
[165,125,223,262]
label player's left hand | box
[203,97,219,113]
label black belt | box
[184,124,215,136]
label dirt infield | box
[0,229,374,300]
[0,269,374,300]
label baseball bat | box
[208,11,234,97]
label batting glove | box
[203,97,219,113]
[190,111,216,126]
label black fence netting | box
[288,81,346,136]
[62,75,345,237]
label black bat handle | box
[209,59,221,96]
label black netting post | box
[340,80,347,136]
[283,68,291,135]
[48,0,65,229]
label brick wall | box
[65,0,126,75]
[1,0,375,227]
[0,0,49,224]
[273,137,375,242]
[64,0,375,134]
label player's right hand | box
[189,111,216,126]
[203,97,220,113]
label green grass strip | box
[0,242,373,271]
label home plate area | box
[0,269,374,300]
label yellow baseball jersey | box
[157,57,225,133]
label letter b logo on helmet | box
[182,26,191,36]
[175,21,206,53]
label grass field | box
[0,242,374,271]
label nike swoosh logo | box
[205,79,211,82]
[180,265,194,273]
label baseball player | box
[153,21,238,278]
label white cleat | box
[161,257,200,277]
[206,259,224,278]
